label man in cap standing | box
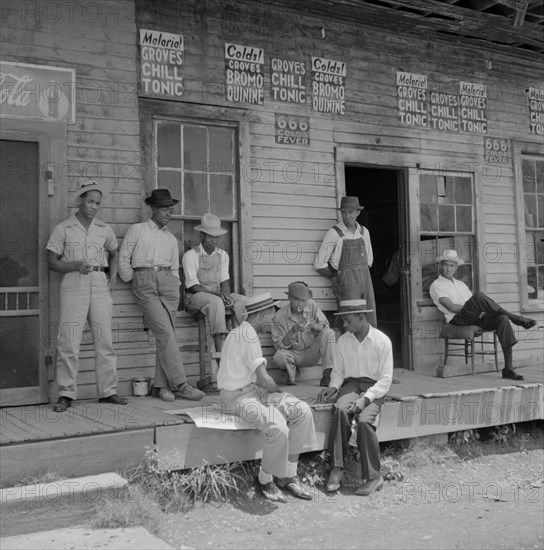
[314,196,377,329]
[118,189,204,402]
[217,292,317,502]
[47,181,128,412]
[182,212,245,352]
[318,299,393,496]
[272,281,336,386]
[430,249,536,380]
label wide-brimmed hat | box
[144,189,179,207]
[338,196,364,211]
[195,213,227,236]
[333,299,374,315]
[75,181,105,198]
[285,281,312,300]
[436,249,465,265]
[244,292,280,316]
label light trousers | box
[185,292,246,333]
[55,271,117,400]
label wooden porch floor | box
[1,365,543,486]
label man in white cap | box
[118,189,204,402]
[272,281,336,386]
[47,181,128,412]
[430,249,536,380]
[217,292,317,502]
[318,299,393,496]
[314,196,377,328]
[182,212,245,352]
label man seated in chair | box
[272,281,337,386]
[182,213,245,352]
[217,293,318,502]
[430,249,537,381]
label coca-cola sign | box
[0,61,75,123]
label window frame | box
[139,100,253,295]
[514,140,544,313]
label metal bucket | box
[132,378,149,397]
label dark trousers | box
[328,377,384,481]
[450,291,517,349]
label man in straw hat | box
[318,298,393,496]
[314,196,377,331]
[119,189,204,402]
[430,249,537,380]
[182,212,245,353]
[47,181,128,412]
[272,281,336,386]
[217,292,317,502]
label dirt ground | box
[2,431,543,550]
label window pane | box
[157,124,181,168]
[209,128,234,171]
[538,265,544,299]
[536,160,544,193]
[157,171,182,215]
[210,174,234,219]
[525,195,537,227]
[527,266,537,299]
[522,159,535,192]
[420,239,438,293]
[420,203,436,231]
[538,195,544,228]
[454,177,472,204]
[420,175,437,203]
[442,177,455,204]
[455,264,473,289]
[438,205,455,232]
[184,126,207,170]
[183,172,208,216]
[456,205,472,232]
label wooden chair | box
[439,323,499,375]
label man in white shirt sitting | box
[318,299,393,496]
[182,213,245,353]
[217,293,317,502]
[430,249,536,381]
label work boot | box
[355,475,384,496]
[158,388,175,402]
[53,396,72,412]
[175,382,205,401]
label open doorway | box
[345,166,404,367]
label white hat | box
[436,249,465,265]
[244,292,280,315]
[333,299,374,315]
[195,213,227,236]
[74,181,105,198]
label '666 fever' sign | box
[275,114,310,146]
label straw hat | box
[194,213,227,236]
[436,249,465,265]
[333,299,374,315]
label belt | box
[219,382,256,396]
[88,266,107,272]
[134,266,170,272]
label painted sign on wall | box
[270,57,306,104]
[275,114,310,145]
[139,29,184,98]
[483,137,511,165]
[428,90,459,132]
[0,61,75,123]
[397,71,428,128]
[225,43,264,104]
[311,57,345,114]
[459,81,487,134]
[528,87,544,136]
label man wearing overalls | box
[314,196,377,386]
[182,213,246,353]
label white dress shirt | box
[331,326,393,402]
[118,219,179,282]
[429,275,473,323]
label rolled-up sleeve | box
[314,228,339,271]
[118,225,137,282]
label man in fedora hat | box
[314,196,377,331]
[217,292,317,502]
[272,281,336,386]
[182,212,245,353]
[430,249,537,380]
[119,189,204,402]
[47,181,128,412]
[318,299,393,496]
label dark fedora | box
[338,196,364,211]
[145,189,179,207]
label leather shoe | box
[355,475,384,496]
[98,394,128,405]
[257,480,286,503]
[53,396,72,412]
[276,476,312,500]
[502,369,524,381]
[326,467,343,492]
[320,368,332,387]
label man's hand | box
[306,320,322,333]
[73,261,92,274]
[220,292,233,307]
[317,387,337,403]
[349,396,370,417]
